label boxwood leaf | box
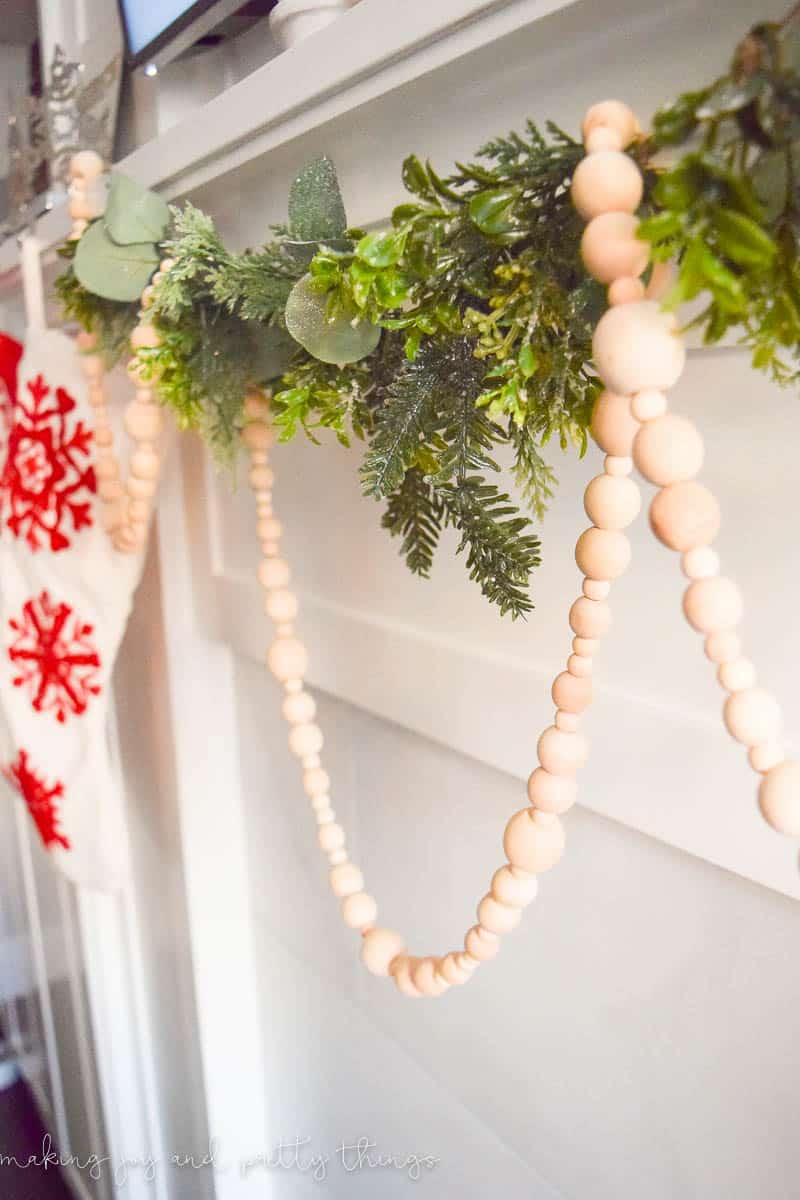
[74,220,159,301]
[104,173,170,245]
[285,275,380,364]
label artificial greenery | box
[55,7,800,617]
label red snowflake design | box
[0,373,95,551]
[4,749,70,850]
[8,591,101,723]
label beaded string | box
[68,151,167,554]
[242,99,799,1000]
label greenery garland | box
[56,7,800,618]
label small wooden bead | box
[457,953,479,973]
[412,957,450,996]
[604,455,633,477]
[282,691,316,724]
[608,276,646,305]
[758,760,800,835]
[464,926,500,962]
[330,863,364,898]
[114,526,145,553]
[261,541,279,558]
[288,722,323,758]
[568,653,592,678]
[391,956,423,998]
[127,475,158,500]
[555,710,581,733]
[634,415,704,487]
[569,596,611,638]
[631,389,667,422]
[581,212,649,284]
[131,449,160,480]
[584,473,640,530]
[97,478,124,502]
[140,286,155,308]
[265,589,298,624]
[724,688,782,747]
[80,354,105,380]
[503,809,565,874]
[572,637,598,657]
[361,928,406,977]
[491,866,538,908]
[124,401,164,441]
[682,546,720,580]
[582,100,639,148]
[341,892,377,930]
[570,150,643,220]
[583,579,610,601]
[257,518,282,544]
[650,482,720,553]
[76,330,99,351]
[585,125,624,153]
[248,465,274,493]
[94,455,119,480]
[126,358,149,384]
[317,823,345,853]
[242,420,274,451]
[477,894,522,935]
[593,300,685,395]
[102,498,127,533]
[591,391,638,456]
[552,670,593,713]
[328,849,348,866]
[159,258,176,274]
[311,792,332,811]
[705,631,741,665]
[94,427,113,448]
[315,807,336,825]
[267,636,308,681]
[538,726,589,774]
[683,577,743,634]
[438,952,473,986]
[303,766,330,797]
[70,149,104,180]
[717,658,756,693]
[527,767,578,815]
[575,527,631,581]
[258,558,290,589]
[130,323,162,350]
[69,195,97,220]
[244,392,269,420]
[749,742,785,774]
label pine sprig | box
[381,468,444,577]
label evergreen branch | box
[381,468,444,577]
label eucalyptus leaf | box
[74,220,159,302]
[288,157,347,244]
[468,188,519,235]
[285,275,380,364]
[104,173,170,245]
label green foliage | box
[54,241,138,366]
[104,173,170,245]
[74,218,159,301]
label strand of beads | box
[574,101,800,839]
[68,152,167,554]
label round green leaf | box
[104,173,170,245]
[285,276,380,364]
[74,220,159,302]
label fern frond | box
[382,468,444,578]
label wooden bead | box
[591,390,638,456]
[604,455,633,477]
[527,767,577,814]
[412,957,450,996]
[569,596,611,638]
[717,658,756,692]
[242,420,274,451]
[724,688,782,746]
[575,527,631,580]
[491,866,538,908]
[650,482,721,552]
[257,517,282,543]
[81,354,105,380]
[127,475,158,500]
[317,823,345,853]
[584,473,640,530]
[581,213,649,283]
[330,863,364,898]
[282,690,316,724]
[758,760,800,835]
[102,498,127,533]
[76,330,99,351]
[267,636,308,681]
[477,894,522,935]
[438,952,473,986]
[130,323,162,350]
[303,766,330,797]
[94,427,113,448]
[503,809,565,874]
[631,389,667,422]
[126,358,150,384]
[288,723,323,758]
[131,449,160,480]
[391,956,423,998]
[608,276,646,305]
[69,150,104,180]
[140,286,155,308]
[98,478,124,502]
[124,401,164,441]
[249,464,275,491]
[593,301,685,395]
[94,455,119,480]
[552,670,593,713]
[464,926,500,962]
[705,631,741,665]
[361,928,406,977]
[582,100,639,148]
[572,636,598,657]
[556,710,581,732]
[749,742,785,774]
[265,588,298,623]
[538,726,589,774]
[634,415,703,486]
[586,126,624,153]
[69,195,99,221]
[328,849,348,866]
[258,558,290,589]
[568,653,592,678]
[681,546,720,579]
[315,807,335,825]
[570,150,643,220]
[244,392,269,420]
[341,892,377,930]
[683,577,742,634]
[583,579,610,600]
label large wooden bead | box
[131,449,160,480]
[267,636,308,681]
[758,761,800,835]
[130,323,162,350]
[124,401,164,441]
[591,390,638,456]
[570,150,643,219]
[575,527,631,580]
[503,809,565,874]
[477,894,522,935]
[527,767,577,814]
[361,928,406,977]
[584,474,640,530]
[491,866,538,908]
[581,213,649,284]
[582,100,639,148]
[538,726,589,774]
[650,482,720,551]
[317,823,345,853]
[282,690,316,724]
[552,670,593,713]
[705,631,741,665]
[341,892,377,930]
[593,301,685,394]
[724,688,782,746]
[330,863,364,898]
[683,577,743,634]
[464,926,500,961]
[634,415,703,486]
[569,596,612,638]
[70,149,104,180]
[242,420,274,451]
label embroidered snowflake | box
[0,373,95,551]
[8,591,101,723]
[4,749,70,850]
